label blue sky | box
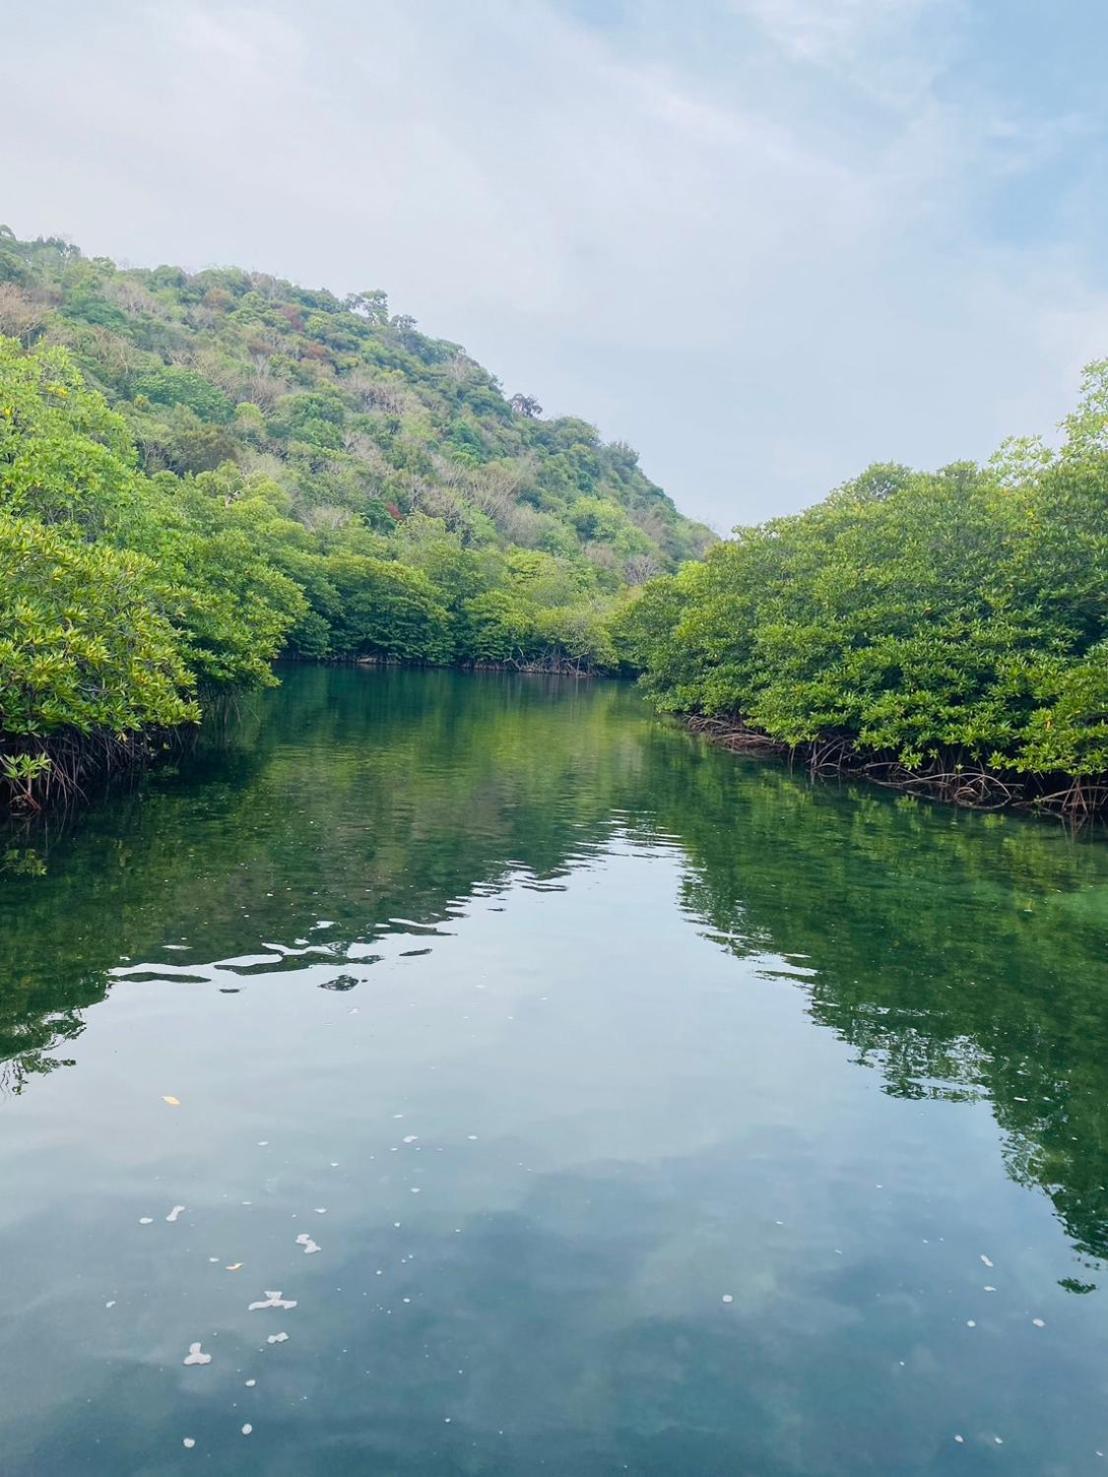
[6,0,1108,528]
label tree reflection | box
[3,666,1108,1264]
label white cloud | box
[4,0,1106,527]
[734,0,927,63]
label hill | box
[0,226,711,805]
[0,228,710,579]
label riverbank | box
[683,715,1108,821]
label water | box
[1,667,1107,1475]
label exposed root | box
[0,730,161,815]
[680,716,1108,823]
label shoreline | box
[680,714,1108,823]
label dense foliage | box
[0,226,711,802]
[623,370,1108,811]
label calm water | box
[2,668,1108,1475]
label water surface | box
[1,667,1107,1474]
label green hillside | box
[0,228,709,578]
[0,226,711,805]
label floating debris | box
[105,1301,116,1309]
[954,1435,964,1444]
[267,1332,288,1345]
[183,1437,196,1449]
[295,1234,321,1255]
[721,1294,734,1304]
[403,1135,418,1144]
[183,1342,211,1367]
[245,1379,256,1387]
[226,1263,244,1272]
[249,1290,297,1311]
[1032,1317,1045,1327]
[966,1320,976,1328]
[314,1208,327,1215]
[984,1285,996,1292]
[162,1096,181,1108]
[980,1255,994,1268]
[139,1217,153,1225]
[241,1424,253,1436]
[166,1205,185,1223]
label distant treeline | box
[622,368,1108,818]
[0,228,712,806]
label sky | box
[5,0,1108,530]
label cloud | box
[733,0,929,67]
[4,0,1107,527]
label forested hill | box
[0,230,709,578]
[0,226,711,805]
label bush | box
[627,370,1108,794]
[0,515,197,738]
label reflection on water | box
[1,666,1107,1473]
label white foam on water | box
[249,1290,297,1311]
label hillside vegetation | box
[0,226,711,805]
[622,369,1108,818]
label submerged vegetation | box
[0,227,711,806]
[623,366,1108,818]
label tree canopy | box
[622,368,1108,814]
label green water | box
[2,667,1108,1475]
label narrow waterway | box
[1,666,1106,1474]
